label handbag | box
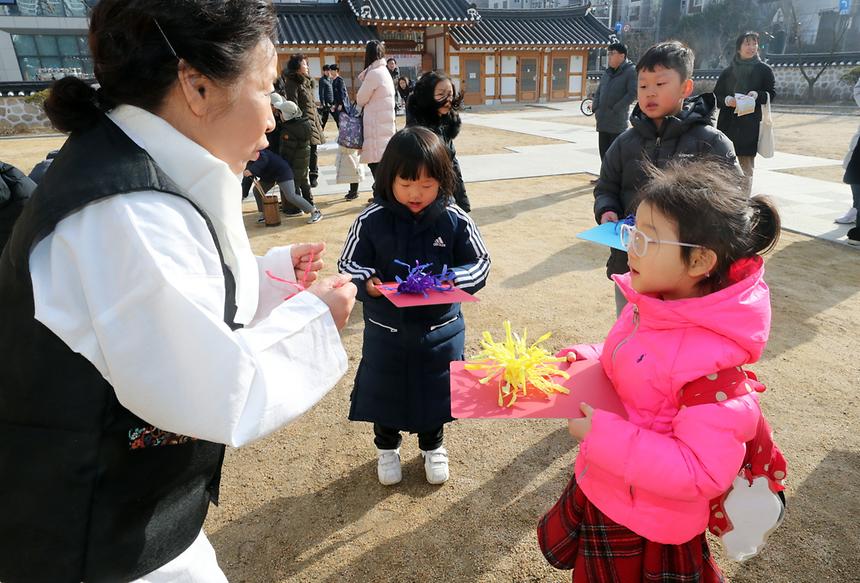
[757,93,775,158]
[337,104,363,149]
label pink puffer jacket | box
[356,59,396,165]
[566,264,769,544]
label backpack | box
[0,162,36,255]
[680,367,787,562]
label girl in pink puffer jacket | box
[539,160,782,582]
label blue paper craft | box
[576,221,628,251]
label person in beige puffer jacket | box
[356,41,396,179]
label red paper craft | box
[376,283,479,308]
[449,359,627,419]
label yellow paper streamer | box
[465,320,570,408]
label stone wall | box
[772,64,857,103]
[0,96,52,134]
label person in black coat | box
[396,76,414,108]
[337,128,490,486]
[714,32,775,191]
[318,64,334,130]
[405,71,471,212]
[0,161,36,254]
[330,64,350,128]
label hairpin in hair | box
[153,17,178,59]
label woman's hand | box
[724,96,737,108]
[307,274,356,330]
[366,276,383,298]
[291,242,325,284]
[567,403,594,442]
[747,91,758,100]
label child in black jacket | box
[338,127,490,486]
[593,41,739,316]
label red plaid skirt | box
[538,474,725,583]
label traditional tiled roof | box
[449,6,611,48]
[275,4,379,46]
[764,51,860,67]
[343,0,480,25]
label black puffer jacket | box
[0,162,36,254]
[282,71,323,146]
[279,116,312,180]
[405,107,470,212]
[714,59,775,156]
[593,93,739,277]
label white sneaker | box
[377,448,402,485]
[834,207,857,224]
[307,209,323,224]
[421,446,449,485]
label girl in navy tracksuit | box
[338,127,490,486]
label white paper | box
[734,93,756,117]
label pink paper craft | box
[376,282,479,308]
[449,359,627,419]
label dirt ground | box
[2,113,859,582]
[213,177,857,581]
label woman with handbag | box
[714,31,776,194]
[355,40,396,202]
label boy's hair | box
[735,31,760,52]
[322,64,330,72]
[286,53,306,73]
[635,41,695,81]
[329,63,339,72]
[409,71,463,119]
[608,42,627,56]
[635,160,780,292]
[374,127,456,205]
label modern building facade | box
[0,1,92,82]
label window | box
[0,0,85,17]
[11,33,93,81]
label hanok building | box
[274,0,611,105]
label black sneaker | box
[282,208,302,217]
[344,191,358,200]
[848,226,860,246]
[310,177,319,188]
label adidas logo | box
[432,236,446,247]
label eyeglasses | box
[619,224,701,257]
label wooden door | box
[337,56,365,103]
[551,56,569,101]
[518,56,539,102]
[463,57,483,105]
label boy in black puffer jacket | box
[593,41,740,316]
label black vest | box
[0,115,238,582]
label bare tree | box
[787,1,852,102]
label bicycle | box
[580,97,594,116]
